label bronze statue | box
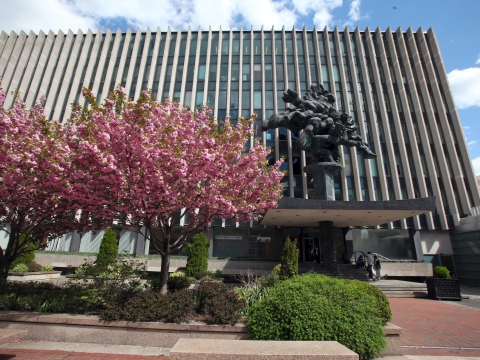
[262,84,376,164]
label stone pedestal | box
[304,162,342,201]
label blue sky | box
[1,0,480,173]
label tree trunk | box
[158,254,170,295]
[0,259,11,291]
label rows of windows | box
[1,28,477,230]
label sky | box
[1,0,480,173]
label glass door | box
[303,237,320,263]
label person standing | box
[366,252,376,281]
[311,244,319,263]
[374,255,381,280]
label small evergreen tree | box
[185,233,210,278]
[280,236,299,279]
[10,234,36,269]
[96,229,118,270]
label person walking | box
[311,244,319,263]
[374,255,381,280]
[366,252,376,281]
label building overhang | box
[261,197,436,227]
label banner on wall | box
[215,235,243,240]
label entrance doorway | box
[302,237,321,263]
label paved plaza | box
[0,288,479,359]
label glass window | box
[242,91,250,109]
[195,91,204,107]
[254,91,262,109]
[211,33,219,55]
[254,64,262,81]
[221,33,229,55]
[243,64,250,80]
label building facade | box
[1,26,479,280]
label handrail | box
[346,251,367,262]
[373,253,391,261]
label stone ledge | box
[384,322,403,335]
[0,311,402,356]
[170,338,358,360]
[0,311,247,333]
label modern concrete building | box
[1,26,479,283]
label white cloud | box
[468,140,477,146]
[448,67,480,109]
[476,56,480,65]
[471,156,480,176]
[0,0,348,33]
[0,0,96,34]
[348,0,361,23]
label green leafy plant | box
[434,265,451,279]
[11,263,29,272]
[185,233,210,278]
[247,274,386,360]
[41,264,54,271]
[96,229,118,270]
[272,264,282,275]
[280,236,299,279]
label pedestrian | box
[366,252,376,281]
[311,244,319,263]
[356,255,365,269]
[374,255,381,280]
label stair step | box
[0,329,28,344]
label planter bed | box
[7,271,62,282]
[0,311,402,356]
[426,277,462,300]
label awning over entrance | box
[261,197,436,227]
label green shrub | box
[96,229,118,270]
[167,271,193,292]
[41,264,54,271]
[164,289,193,323]
[280,236,298,279]
[185,233,210,278]
[204,290,245,325]
[11,263,29,272]
[120,291,169,322]
[434,266,451,279]
[10,234,36,268]
[351,280,392,325]
[27,262,42,272]
[259,272,281,289]
[195,280,228,312]
[247,274,386,360]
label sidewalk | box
[389,297,480,357]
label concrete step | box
[0,329,28,344]
[383,292,428,298]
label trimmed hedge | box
[350,280,392,325]
[247,274,387,360]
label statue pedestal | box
[304,162,342,201]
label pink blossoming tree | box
[0,86,108,287]
[69,87,284,294]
